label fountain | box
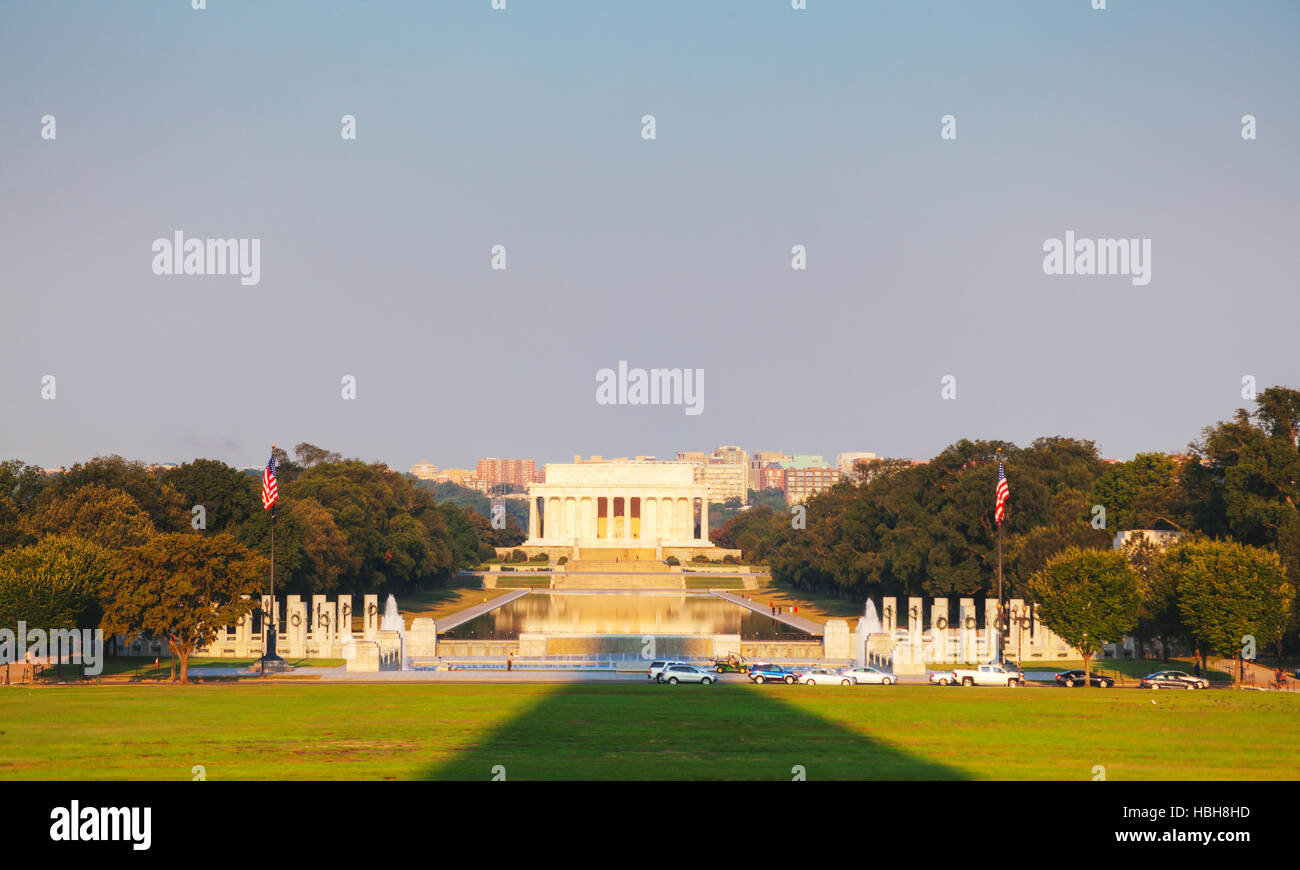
[379,594,409,670]
[854,599,883,668]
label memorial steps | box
[554,555,679,589]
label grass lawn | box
[1019,658,1234,684]
[32,657,346,681]
[394,580,491,627]
[1,683,1296,781]
[492,577,552,589]
[685,577,745,589]
[746,576,866,621]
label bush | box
[557,555,568,565]
[692,555,711,563]
[665,556,680,566]
[722,555,739,565]
[510,549,526,563]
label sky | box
[2,0,1298,472]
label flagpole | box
[996,448,1005,666]
[260,445,286,674]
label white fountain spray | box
[380,594,409,670]
[854,599,882,668]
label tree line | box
[0,443,516,680]
[711,386,1300,658]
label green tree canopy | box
[1163,537,1294,676]
[0,535,108,631]
[1029,546,1140,685]
[160,458,259,533]
[21,483,157,549]
[100,533,267,683]
[41,455,187,532]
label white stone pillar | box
[604,495,613,541]
[529,496,539,541]
[363,594,380,639]
[700,494,709,542]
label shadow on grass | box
[425,682,965,781]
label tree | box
[1090,453,1191,532]
[160,459,258,533]
[21,484,157,549]
[0,536,108,630]
[712,504,784,562]
[1121,536,1184,661]
[0,460,50,510]
[0,495,22,552]
[1184,386,1300,650]
[294,443,341,468]
[42,455,187,531]
[1029,547,1139,687]
[100,533,267,684]
[1162,538,1294,682]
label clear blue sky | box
[2,1,1297,470]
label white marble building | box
[524,460,715,552]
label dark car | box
[1054,669,1112,688]
[1140,669,1208,690]
[748,663,796,684]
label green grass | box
[685,577,744,589]
[493,577,552,589]
[1019,659,1234,684]
[35,657,345,680]
[1,683,1296,781]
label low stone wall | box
[742,640,825,661]
[435,639,520,658]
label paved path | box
[434,589,529,632]
[712,591,824,635]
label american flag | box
[994,458,1009,526]
[262,452,278,511]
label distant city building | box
[782,460,840,504]
[672,447,748,503]
[694,460,748,504]
[711,445,748,466]
[476,457,538,490]
[1113,529,1183,551]
[408,462,440,481]
[438,468,485,491]
[748,451,787,493]
[836,452,878,477]
[758,464,786,492]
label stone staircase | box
[555,556,682,589]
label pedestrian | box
[1194,660,1201,678]
[507,653,513,672]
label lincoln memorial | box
[521,460,732,562]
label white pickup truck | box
[950,663,1023,687]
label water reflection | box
[440,592,814,641]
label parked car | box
[748,663,796,684]
[1054,669,1112,688]
[1140,670,1208,690]
[796,668,854,686]
[660,664,715,685]
[841,666,897,685]
[647,660,690,682]
[952,663,1024,687]
[929,670,956,686]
